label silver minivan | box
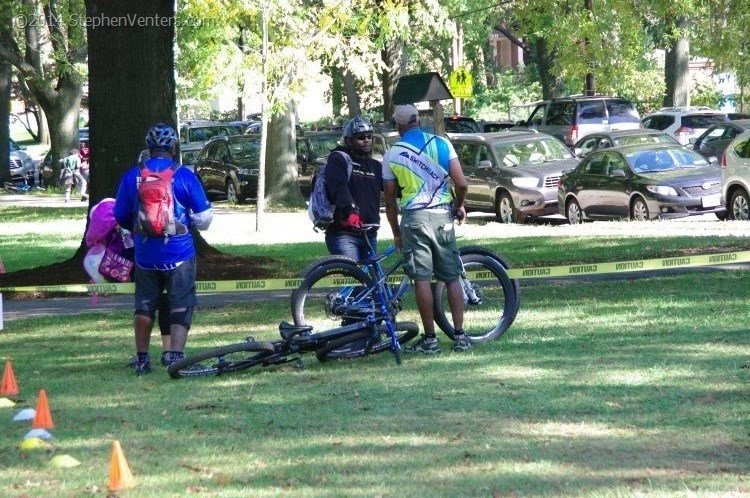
[516,96,641,147]
[721,130,750,220]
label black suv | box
[515,96,641,146]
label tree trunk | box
[381,39,404,121]
[531,38,563,100]
[86,0,176,205]
[664,16,690,108]
[331,66,343,118]
[342,70,361,117]
[0,9,11,184]
[264,100,304,207]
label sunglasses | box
[353,133,373,141]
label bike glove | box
[343,212,364,229]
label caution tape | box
[0,250,748,295]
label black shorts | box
[134,257,198,313]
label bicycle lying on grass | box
[291,225,520,361]
[167,319,419,378]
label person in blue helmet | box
[114,123,214,375]
[324,116,383,261]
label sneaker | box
[452,334,472,352]
[160,352,170,366]
[404,334,441,354]
[126,355,137,368]
[134,360,152,375]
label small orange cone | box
[32,389,54,429]
[1,361,19,396]
[108,440,135,491]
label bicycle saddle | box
[279,321,313,341]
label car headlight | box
[237,168,259,176]
[646,185,678,196]
[512,177,539,188]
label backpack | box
[307,151,353,232]
[134,161,185,237]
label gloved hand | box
[343,212,364,229]
[452,206,466,224]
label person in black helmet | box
[324,116,383,261]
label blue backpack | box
[307,151,353,232]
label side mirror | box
[611,169,627,178]
[478,160,493,169]
[573,147,583,157]
[708,156,719,165]
[688,137,698,145]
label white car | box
[642,107,728,146]
[9,139,35,184]
[721,130,750,220]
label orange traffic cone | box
[1,361,19,396]
[108,440,135,491]
[32,389,54,429]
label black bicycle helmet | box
[343,117,374,138]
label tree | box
[0,6,11,185]
[0,0,87,169]
[84,0,177,205]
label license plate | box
[702,193,721,208]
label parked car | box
[9,138,35,184]
[720,130,750,220]
[479,120,515,132]
[178,121,241,168]
[728,113,750,120]
[573,129,678,157]
[450,131,579,223]
[558,143,725,224]
[193,134,315,204]
[444,114,481,133]
[514,95,641,146]
[641,107,728,146]
[689,120,750,162]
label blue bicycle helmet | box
[145,123,178,150]
[343,117,374,138]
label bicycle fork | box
[459,262,482,306]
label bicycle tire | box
[167,341,276,379]
[433,252,516,344]
[291,257,375,331]
[457,246,521,324]
[315,321,419,362]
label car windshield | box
[493,137,573,166]
[228,139,260,167]
[627,147,709,172]
[9,139,20,152]
[613,134,676,147]
[309,133,341,158]
[189,126,240,142]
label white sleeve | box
[191,208,213,231]
[381,149,396,182]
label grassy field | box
[0,205,748,496]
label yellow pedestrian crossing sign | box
[449,67,473,98]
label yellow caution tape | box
[1,250,748,294]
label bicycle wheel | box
[167,341,276,379]
[457,246,521,324]
[291,256,374,332]
[434,252,516,344]
[315,321,419,362]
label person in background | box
[114,123,213,375]
[60,148,88,202]
[324,116,383,261]
[79,140,90,182]
[382,104,471,354]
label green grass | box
[0,272,747,496]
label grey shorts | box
[400,208,461,282]
[134,257,198,313]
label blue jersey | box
[114,157,212,269]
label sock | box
[137,352,150,363]
[424,333,437,340]
[454,329,465,337]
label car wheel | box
[566,198,582,225]
[496,192,519,224]
[729,190,750,221]
[226,180,245,205]
[630,197,650,221]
